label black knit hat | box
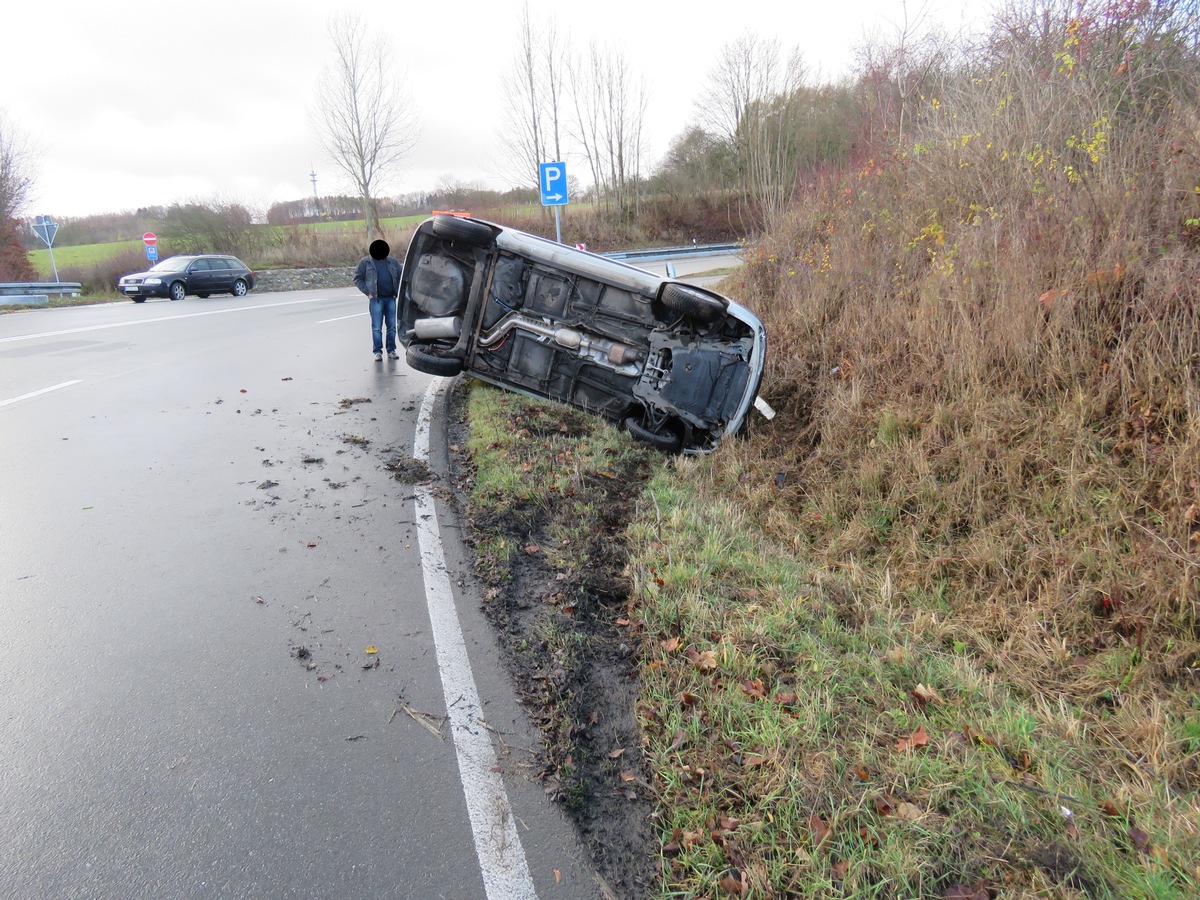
[369,239,390,260]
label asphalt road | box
[0,288,600,899]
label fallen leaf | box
[831,859,850,883]
[553,868,561,883]
[281,376,293,381]
[853,766,871,782]
[942,881,991,900]
[1129,826,1151,853]
[307,542,318,548]
[661,637,681,652]
[911,683,943,706]
[1100,800,1123,818]
[695,649,718,671]
[741,679,766,699]
[874,794,898,816]
[809,814,831,852]
[619,770,637,782]
[239,389,248,393]
[895,725,929,752]
[884,647,907,664]
[608,747,625,759]
[963,727,996,748]
[524,544,540,554]
[774,691,799,706]
[1038,288,1065,308]
[669,728,688,751]
[894,801,924,821]
[742,753,767,767]
[365,645,378,655]
[645,659,665,671]
[718,869,745,896]
[616,617,631,626]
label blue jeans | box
[369,296,397,353]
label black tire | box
[431,215,492,247]
[624,416,683,453]
[133,297,146,303]
[231,279,248,297]
[169,282,186,302]
[660,283,727,323]
[197,293,210,299]
[406,343,465,377]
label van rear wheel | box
[624,416,682,453]
[405,343,465,376]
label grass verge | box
[629,456,1199,897]
[458,382,1199,898]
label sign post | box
[538,162,568,243]
[31,216,60,281]
[143,232,158,263]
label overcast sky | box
[5,0,996,220]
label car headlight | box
[145,278,162,285]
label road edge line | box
[413,377,538,899]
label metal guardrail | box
[0,282,83,306]
[0,281,83,295]
[603,242,742,262]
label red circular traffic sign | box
[142,232,157,246]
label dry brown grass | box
[722,0,1200,797]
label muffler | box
[412,316,462,340]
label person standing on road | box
[353,239,403,361]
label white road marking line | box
[316,313,368,323]
[0,380,83,408]
[414,379,537,900]
[0,297,332,345]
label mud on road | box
[443,383,659,900]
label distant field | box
[26,212,527,278]
[29,240,142,277]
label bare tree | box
[499,4,570,196]
[0,108,36,221]
[570,42,648,221]
[313,12,419,242]
[0,109,37,281]
[853,0,952,147]
[697,34,806,225]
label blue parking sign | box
[146,245,158,261]
[539,162,568,207]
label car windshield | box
[148,257,193,273]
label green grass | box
[459,377,1199,898]
[626,463,1199,897]
[29,240,142,277]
